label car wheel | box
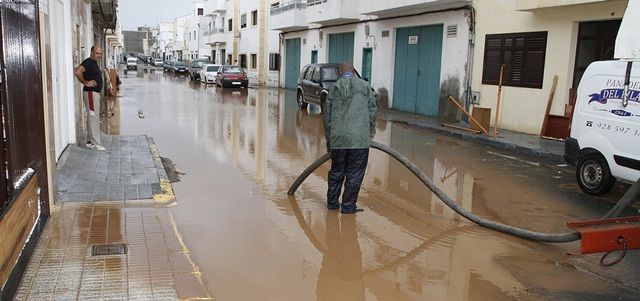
[576,152,616,195]
[296,91,308,109]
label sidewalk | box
[13,135,212,300]
[378,109,566,163]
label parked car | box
[215,65,248,88]
[154,58,163,67]
[295,63,373,111]
[171,61,188,74]
[163,61,174,72]
[126,57,138,70]
[189,60,212,81]
[199,64,221,84]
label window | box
[241,14,247,29]
[250,53,257,69]
[303,66,314,80]
[482,31,548,89]
[311,66,320,82]
[300,66,309,78]
[251,10,258,26]
[228,18,233,31]
[197,8,204,16]
[239,54,247,68]
[269,53,280,71]
[194,31,196,40]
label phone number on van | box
[586,121,640,136]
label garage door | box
[285,38,301,89]
[393,25,443,117]
[328,32,354,64]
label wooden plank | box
[493,64,505,138]
[447,96,490,135]
[0,176,39,291]
[540,75,559,136]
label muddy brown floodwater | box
[112,70,639,300]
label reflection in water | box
[118,73,631,300]
[317,213,364,301]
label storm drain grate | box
[91,244,127,256]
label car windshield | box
[175,62,187,67]
[207,65,220,72]
[224,67,244,74]
[321,67,340,81]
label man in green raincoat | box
[323,62,376,214]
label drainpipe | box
[279,32,284,88]
[465,6,476,113]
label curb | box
[148,136,176,206]
[387,118,566,164]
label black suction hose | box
[288,142,640,243]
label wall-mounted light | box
[364,24,377,50]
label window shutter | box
[482,31,547,88]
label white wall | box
[50,0,77,158]
[280,10,470,108]
[472,0,628,134]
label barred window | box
[482,31,548,89]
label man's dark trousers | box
[327,148,369,213]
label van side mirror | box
[364,77,369,82]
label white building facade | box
[271,0,474,118]
[471,0,629,134]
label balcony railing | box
[307,0,327,6]
[271,0,307,15]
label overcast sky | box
[119,0,193,30]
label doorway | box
[573,20,621,88]
[362,48,373,82]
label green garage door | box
[393,25,443,117]
[328,32,354,64]
[285,38,301,89]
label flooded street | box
[112,69,639,300]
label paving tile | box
[15,202,210,300]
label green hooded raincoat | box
[323,75,377,150]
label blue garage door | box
[328,32,354,64]
[285,38,301,89]
[393,25,443,117]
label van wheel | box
[296,91,308,109]
[576,153,616,195]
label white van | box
[126,57,138,70]
[565,60,640,195]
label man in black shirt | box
[74,45,106,151]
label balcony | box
[358,0,471,17]
[516,0,611,11]
[270,0,309,31]
[91,0,118,29]
[306,0,359,25]
[205,0,226,15]
[206,28,227,46]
